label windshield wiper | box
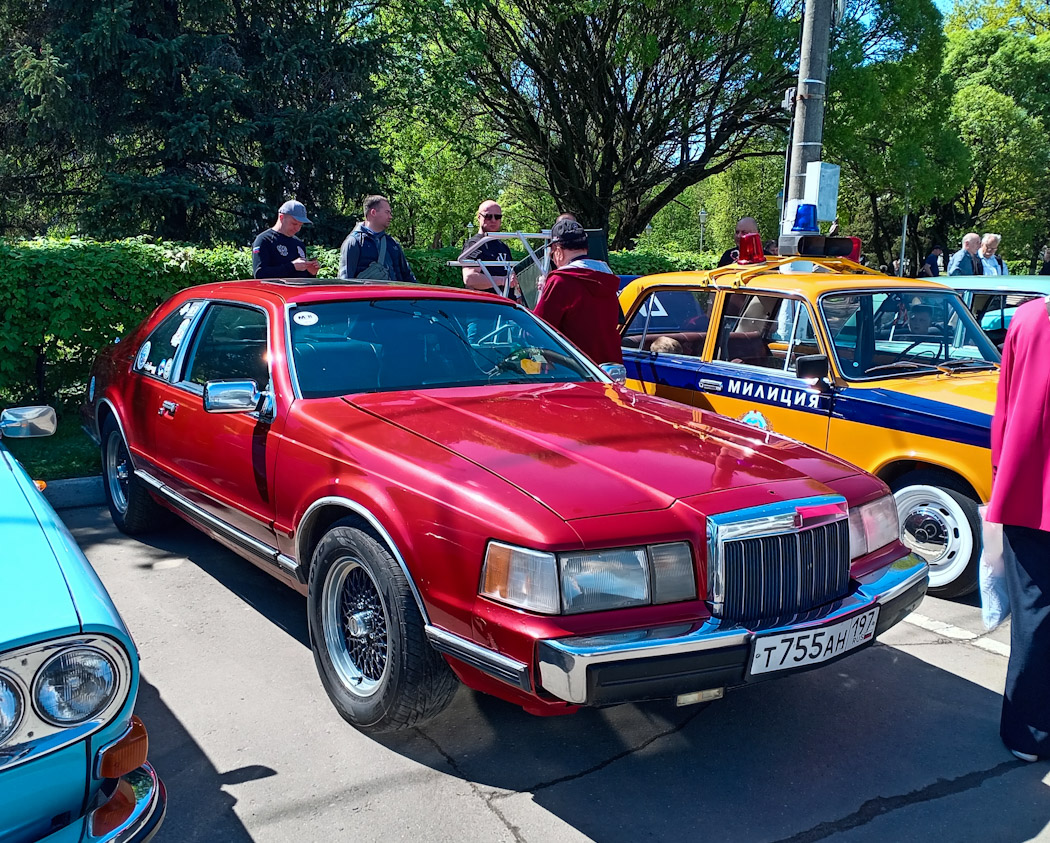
[864,361,942,375]
[934,359,998,373]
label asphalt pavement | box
[60,505,1050,843]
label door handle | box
[158,400,178,416]
[697,379,723,393]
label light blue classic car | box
[0,407,165,842]
[938,275,1050,347]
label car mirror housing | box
[795,354,829,383]
[0,406,57,438]
[203,380,263,414]
[600,363,627,384]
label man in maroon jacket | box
[533,219,623,366]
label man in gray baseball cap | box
[252,200,320,279]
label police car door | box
[694,291,833,447]
[620,287,716,406]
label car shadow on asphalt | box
[377,645,1049,843]
[68,506,311,647]
[137,678,272,842]
[68,507,1050,842]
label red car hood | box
[345,382,859,520]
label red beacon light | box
[847,236,862,262]
[736,232,766,264]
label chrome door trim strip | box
[136,470,303,583]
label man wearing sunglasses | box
[460,200,517,298]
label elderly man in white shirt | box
[978,233,1009,276]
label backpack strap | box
[377,234,388,269]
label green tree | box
[0,0,388,244]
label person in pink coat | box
[988,295,1050,762]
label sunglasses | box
[480,213,502,220]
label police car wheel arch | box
[890,475,980,598]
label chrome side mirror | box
[203,380,263,414]
[0,406,57,438]
[600,363,628,384]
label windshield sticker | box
[136,341,151,370]
[294,311,319,326]
[170,318,192,348]
[179,301,203,318]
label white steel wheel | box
[892,483,978,597]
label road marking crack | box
[489,706,707,798]
[770,760,1023,843]
[414,728,528,843]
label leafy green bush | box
[0,237,705,402]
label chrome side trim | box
[296,496,430,624]
[82,423,101,446]
[136,470,303,583]
[425,626,531,692]
[706,494,848,612]
[537,552,928,705]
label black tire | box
[890,469,981,599]
[100,418,168,535]
[307,520,458,733]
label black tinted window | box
[184,304,269,389]
[289,298,595,398]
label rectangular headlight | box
[560,547,650,614]
[848,495,900,560]
[649,542,697,604]
[480,542,560,614]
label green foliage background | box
[0,238,716,403]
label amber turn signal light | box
[34,479,47,491]
[98,716,149,779]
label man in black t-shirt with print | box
[252,200,320,279]
[459,200,516,298]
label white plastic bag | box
[978,504,1011,630]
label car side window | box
[183,304,269,390]
[622,288,715,358]
[714,294,817,372]
[133,301,204,381]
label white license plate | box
[749,607,880,676]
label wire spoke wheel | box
[322,557,390,697]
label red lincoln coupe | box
[84,279,927,733]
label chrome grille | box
[707,498,852,623]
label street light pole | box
[698,208,708,252]
[784,0,834,231]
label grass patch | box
[5,405,99,481]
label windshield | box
[288,298,598,397]
[819,290,1000,381]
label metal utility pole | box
[783,0,835,231]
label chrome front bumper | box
[41,763,165,843]
[537,554,928,705]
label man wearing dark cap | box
[252,200,321,279]
[922,246,943,277]
[533,219,623,365]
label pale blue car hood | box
[0,449,128,650]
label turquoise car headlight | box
[0,672,23,744]
[34,648,119,725]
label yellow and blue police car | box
[619,252,999,598]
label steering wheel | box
[891,336,945,363]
